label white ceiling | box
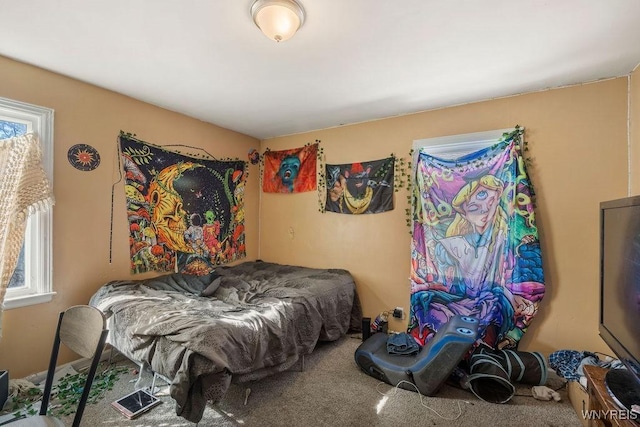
[1,1,640,140]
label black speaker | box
[0,370,7,411]
[362,317,371,342]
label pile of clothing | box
[386,332,420,355]
[549,350,623,387]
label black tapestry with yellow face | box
[325,157,394,215]
[120,134,246,275]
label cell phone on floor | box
[111,389,161,419]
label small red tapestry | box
[262,144,317,193]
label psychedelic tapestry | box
[325,157,394,214]
[120,135,246,275]
[262,144,317,193]
[408,134,544,350]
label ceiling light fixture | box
[251,0,305,43]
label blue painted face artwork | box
[262,144,318,194]
[278,155,301,192]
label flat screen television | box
[599,196,640,411]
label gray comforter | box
[89,261,361,422]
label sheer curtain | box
[0,133,54,338]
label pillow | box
[200,277,222,297]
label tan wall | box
[0,55,260,378]
[631,67,640,194]
[260,78,629,355]
[0,52,631,378]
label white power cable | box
[375,380,468,421]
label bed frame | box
[91,261,360,423]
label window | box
[1,96,54,309]
[411,128,516,220]
[413,128,515,164]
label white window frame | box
[1,96,55,309]
[413,128,516,165]
[411,128,517,221]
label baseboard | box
[25,347,116,385]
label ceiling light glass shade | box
[251,0,305,42]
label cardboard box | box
[567,380,589,427]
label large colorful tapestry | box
[325,157,394,214]
[120,135,246,275]
[262,144,317,193]
[408,135,544,350]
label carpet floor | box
[42,335,582,426]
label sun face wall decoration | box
[68,143,100,171]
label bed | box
[89,260,361,422]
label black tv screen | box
[599,196,640,409]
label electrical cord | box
[375,380,469,421]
